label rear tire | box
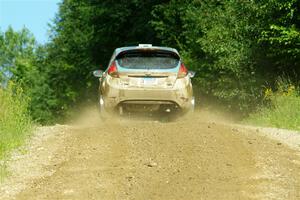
[98,95,108,120]
[189,96,195,113]
[119,106,124,116]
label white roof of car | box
[115,45,179,56]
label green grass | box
[0,83,33,160]
[245,82,300,131]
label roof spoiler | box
[138,44,152,48]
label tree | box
[258,0,300,79]
[151,0,300,112]
[0,27,58,123]
[0,27,36,84]
[2,0,299,122]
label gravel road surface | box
[1,111,300,200]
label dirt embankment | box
[0,110,300,200]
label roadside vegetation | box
[0,82,32,180]
[0,82,32,158]
[0,0,300,130]
[246,79,300,131]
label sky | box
[0,0,61,44]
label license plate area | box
[143,77,157,86]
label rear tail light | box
[107,61,119,78]
[178,63,188,78]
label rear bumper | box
[102,79,193,111]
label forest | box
[0,0,299,126]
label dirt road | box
[1,111,300,199]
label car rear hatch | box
[115,49,180,89]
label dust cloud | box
[2,104,299,200]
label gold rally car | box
[93,44,195,116]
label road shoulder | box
[0,125,70,199]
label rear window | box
[116,50,179,69]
